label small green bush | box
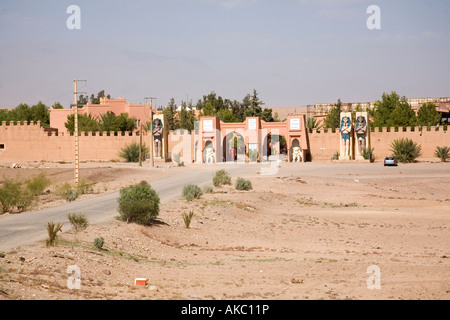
[68,212,89,233]
[117,181,160,225]
[390,138,422,163]
[332,152,339,160]
[76,178,94,195]
[0,178,34,213]
[203,186,214,194]
[213,169,231,187]
[182,184,203,201]
[182,210,194,229]
[434,146,450,162]
[93,237,104,250]
[120,142,149,162]
[26,173,51,196]
[46,221,64,247]
[362,147,374,161]
[15,188,34,212]
[55,182,79,202]
[235,177,252,191]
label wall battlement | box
[308,126,448,134]
[1,121,449,162]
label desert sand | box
[0,160,449,301]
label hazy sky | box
[0,0,449,109]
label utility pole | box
[139,122,142,167]
[73,79,86,186]
[145,97,157,167]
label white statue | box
[205,148,215,163]
[292,147,302,162]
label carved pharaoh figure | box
[153,118,163,158]
[355,115,367,156]
[340,116,352,157]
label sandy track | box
[0,161,449,300]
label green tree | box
[417,103,441,127]
[117,181,160,225]
[261,108,274,122]
[179,101,196,130]
[88,90,111,104]
[114,113,137,132]
[202,101,215,117]
[370,91,417,128]
[52,102,64,109]
[217,108,238,123]
[244,89,264,119]
[98,111,118,132]
[391,101,417,127]
[65,113,100,134]
[306,117,324,131]
[10,103,32,123]
[324,99,342,129]
[162,98,180,131]
[30,101,50,126]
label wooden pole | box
[150,99,154,167]
[139,122,142,167]
[73,80,79,186]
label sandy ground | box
[0,160,449,300]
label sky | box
[0,0,449,109]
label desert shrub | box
[182,184,203,201]
[235,177,252,191]
[55,182,79,202]
[15,188,34,212]
[213,169,231,187]
[93,237,104,249]
[68,212,89,233]
[434,146,450,162]
[390,138,422,163]
[362,147,374,161]
[182,210,194,229]
[26,173,51,196]
[203,186,214,194]
[0,179,21,213]
[120,142,149,162]
[332,152,339,160]
[0,179,34,213]
[46,221,64,247]
[76,178,94,195]
[117,181,160,225]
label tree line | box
[2,90,444,133]
[0,101,63,127]
[162,90,281,131]
[323,91,443,130]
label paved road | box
[0,163,262,251]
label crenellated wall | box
[308,126,449,161]
[1,121,449,163]
[0,121,143,162]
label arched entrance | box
[262,133,287,161]
[223,132,245,162]
[203,140,215,163]
[290,138,303,162]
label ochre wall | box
[308,126,450,161]
[1,122,449,163]
[0,122,143,162]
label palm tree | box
[306,117,324,132]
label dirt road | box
[0,161,449,300]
